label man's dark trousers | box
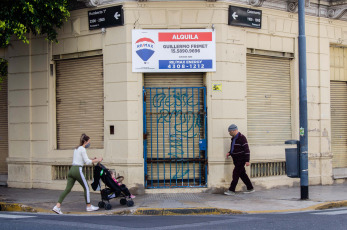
[229,160,253,192]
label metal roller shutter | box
[144,73,207,188]
[56,56,104,149]
[144,73,204,88]
[330,46,347,81]
[330,81,347,168]
[0,77,8,174]
[247,55,292,145]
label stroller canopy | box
[91,163,121,195]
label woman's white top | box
[72,146,92,166]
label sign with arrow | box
[88,5,124,30]
[228,6,262,29]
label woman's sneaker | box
[86,205,99,212]
[224,190,236,196]
[52,205,63,214]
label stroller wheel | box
[126,200,134,207]
[120,198,127,205]
[98,201,105,208]
[105,203,112,210]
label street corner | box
[133,207,244,216]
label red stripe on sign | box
[136,38,155,43]
[158,32,212,42]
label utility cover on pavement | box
[228,6,262,29]
[88,5,124,30]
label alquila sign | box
[132,29,216,73]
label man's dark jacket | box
[228,132,250,162]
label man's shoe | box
[86,205,99,212]
[52,205,63,214]
[224,190,236,196]
[244,189,255,194]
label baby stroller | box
[91,163,134,210]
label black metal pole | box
[298,0,309,200]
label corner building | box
[0,0,346,192]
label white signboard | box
[132,29,216,72]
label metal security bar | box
[250,161,286,178]
[143,87,207,188]
[52,165,94,180]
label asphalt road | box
[0,208,346,230]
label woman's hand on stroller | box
[92,157,103,164]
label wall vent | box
[52,165,94,180]
[251,161,286,178]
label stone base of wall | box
[334,178,347,184]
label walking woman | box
[52,134,103,214]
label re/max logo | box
[137,44,154,48]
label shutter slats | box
[330,81,347,168]
[144,73,203,88]
[247,55,292,145]
[56,56,104,150]
[330,46,347,81]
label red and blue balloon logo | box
[135,38,155,61]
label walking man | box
[224,124,255,195]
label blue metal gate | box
[143,87,207,188]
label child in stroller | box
[109,170,136,199]
[91,163,134,210]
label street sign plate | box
[88,5,124,30]
[228,6,262,29]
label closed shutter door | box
[144,73,204,88]
[330,46,347,81]
[330,81,347,168]
[247,55,292,145]
[56,56,104,149]
[0,77,8,174]
[144,73,206,188]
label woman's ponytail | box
[76,133,90,149]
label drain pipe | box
[298,0,309,200]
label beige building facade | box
[0,0,346,193]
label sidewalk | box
[0,183,346,215]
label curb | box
[0,202,39,213]
[1,201,347,215]
[133,208,244,215]
[314,200,347,210]
[245,200,347,214]
[0,202,133,215]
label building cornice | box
[286,0,311,13]
[327,5,347,19]
[77,0,105,7]
[244,0,347,21]
[78,0,347,21]
[248,0,266,7]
